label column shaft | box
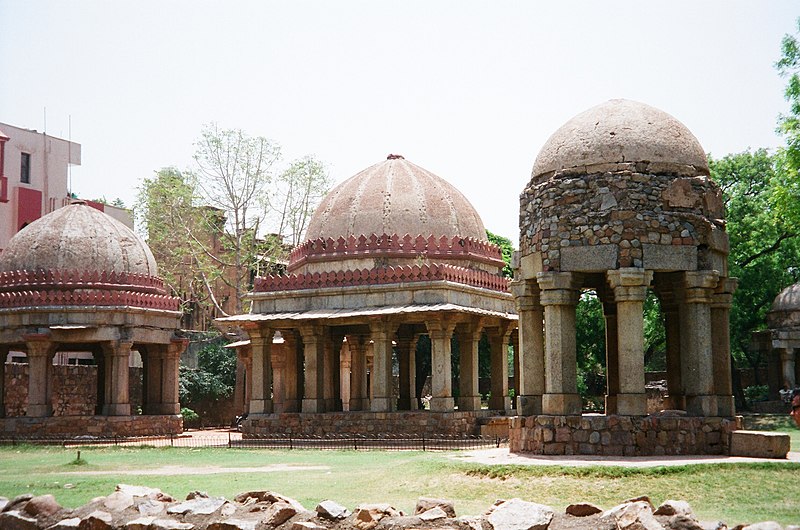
[370,321,397,412]
[102,341,133,416]
[249,329,275,414]
[712,278,737,416]
[299,325,326,412]
[348,335,368,411]
[679,271,719,416]
[282,331,301,412]
[24,336,55,417]
[457,320,483,411]
[427,318,457,412]
[397,332,417,410]
[511,279,545,415]
[488,322,514,411]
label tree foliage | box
[179,341,237,404]
[486,229,514,278]
[273,156,333,247]
[709,150,800,371]
[777,17,800,174]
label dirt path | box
[61,463,330,475]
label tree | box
[709,150,800,374]
[777,17,800,174]
[272,155,332,247]
[486,230,514,278]
[179,341,237,404]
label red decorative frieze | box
[0,269,167,295]
[254,263,510,293]
[288,233,505,271]
[0,269,179,311]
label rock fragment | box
[486,498,554,530]
[565,502,603,517]
[316,499,350,520]
[415,497,456,518]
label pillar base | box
[281,399,301,413]
[429,397,454,412]
[102,403,131,416]
[489,396,511,412]
[542,393,581,415]
[326,398,343,412]
[249,399,274,414]
[458,396,482,411]
[302,399,326,413]
[370,397,395,412]
[605,395,618,415]
[145,403,180,415]
[716,395,735,417]
[686,394,718,416]
[26,404,51,417]
[349,398,367,411]
[614,393,647,416]
[517,395,542,416]
[663,394,685,410]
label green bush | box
[180,407,200,423]
[743,384,770,403]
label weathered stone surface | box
[457,515,486,530]
[0,510,39,530]
[103,491,135,512]
[149,519,194,530]
[0,497,8,512]
[697,521,727,530]
[220,503,237,517]
[290,522,326,530]
[167,497,226,516]
[23,494,61,517]
[655,500,695,517]
[185,491,208,500]
[415,497,456,518]
[666,515,705,530]
[621,496,654,510]
[260,501,297,527]
[603,501,661,530]
[486,498,554,530]
[136,499,165,516]
[207,520,257,530]
[124,516,156,530]
[47,517,82,530]
[565,502,603,516]
[117,484,164,499]
[560,245,617,271]
[233,491,305,512]
[316,499,350,520]
[729,431,790,459]
[354,503,401,530]
[80,510,113,530]
[4,494,34,513]
[418,506,449,521]
[642,244,697,271]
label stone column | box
[249,328,275,414]
[658,283,684,410]
[234,344,252,414]
[24,334,56,417]
[162,339,185,415]
[712,278,738,416]
[328,333,344,412]
[679,271,719,416]
[282,331,301,412]
[488,321,515,412]
[607,268,652,416]
[298,325,326,413]
[457,318,484,411]
[102,340,133,416]
[427,317,457,412]
[0,345,8,417]
[370,320,397,412]
[397,329,418,411]
[537,272,582,415]
[143,346,163,414]
[510,279,545,415]
[780,349,797,392]
[348,335,368,411]
[339,341,352,412]
[271,344,284,414]
[511,329,520,410]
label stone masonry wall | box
[244,410,495,437]
[0,414,182,438]
[509,414,742,456]
[519,168,725,270]
[3,363,142,417]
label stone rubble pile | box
[0,486,796,530]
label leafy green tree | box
[486,230,514,278]
[777,17,800,175]
[709,150,800,373]
[179,341,237,404]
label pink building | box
[0,121,132,253]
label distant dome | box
[0,203,158,276]
[532,99,709,179]
[772,283,800,313]
[305,156,487,242]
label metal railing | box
[0,432,506,451]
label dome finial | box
[386,154,404,160]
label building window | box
[20,152,31,183]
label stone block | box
[642,244,697,271]
[729,430,790,458]
[560,244,618,271]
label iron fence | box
[0,432,506,451]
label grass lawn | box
[0,443,799,526]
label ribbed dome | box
[772,283,800,313]
[532,99,709,179]
[0,203,158,276]
[305,156,487,242]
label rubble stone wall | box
[244,410,495,437]
[0,414,182,437]
[3,363,143,417]
[509,414,742,456]
[519,168,725,270]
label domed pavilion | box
[0,202,185,437]
[218,155,517,436]
[510,100,740,455]
[752,283,800,399]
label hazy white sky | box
[1,1,797,242]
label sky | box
[0,1,797,242]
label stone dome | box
[0,202,158,277]
[531,99,709,180]
[772,283,800,313]
[305,155,487,242]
